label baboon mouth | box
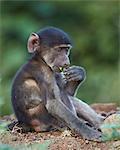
[52,66,64,72]
[59,66,69,72]
[59,67,64,72]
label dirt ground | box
[0,103,120,150]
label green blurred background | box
[0,1,119,116]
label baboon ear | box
[27,33,40,53]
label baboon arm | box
[64,81,80,96]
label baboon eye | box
[57,47,62,52]
[56,46,71,54]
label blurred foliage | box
[0,121,10,134]
[0,1,119,115]
[0,140,51,150]
[101,124,120,141]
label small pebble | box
[85,140,89,144]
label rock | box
[91,103,117,113]
[100,114,120,141]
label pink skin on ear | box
[27,33,40,53]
